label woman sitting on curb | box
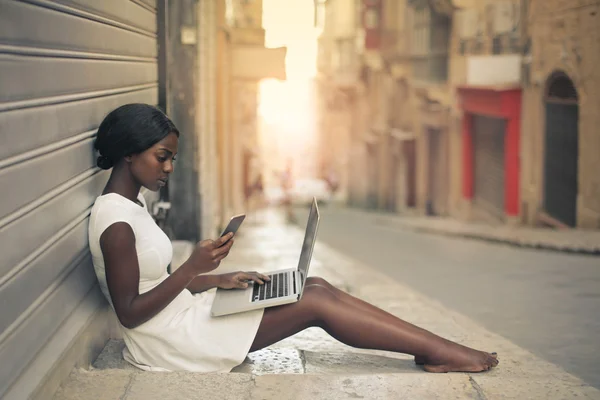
[89,103,499,373]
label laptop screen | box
[297,198,320,295]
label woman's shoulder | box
[90,194,139,237]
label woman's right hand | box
[185,233,235,275]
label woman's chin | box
[144,183,162,192]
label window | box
[412,7,430,57]
[314,0,327,30]
[410,4,450,83]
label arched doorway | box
[543,72,579,227]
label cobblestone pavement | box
[53,209,600,400]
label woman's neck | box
[102,164,142,203]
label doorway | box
[543,72,579,227]
[404,139,417,208]
[426,128,447,216]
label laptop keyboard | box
[252,272,292,302]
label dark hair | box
[94,104,180,170]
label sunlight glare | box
[259,0,319,180]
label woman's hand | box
[218,271,271,290]
[185,233,235,275]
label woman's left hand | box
[217,271,271,289]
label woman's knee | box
[301,284,337,309]
[299,285,340,326]
[306,276,333,289]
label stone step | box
[53,368,480,400]
[93,339,418,376]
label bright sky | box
[258,0,320,181]
[262,0,318,79]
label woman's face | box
[128,132,179,191]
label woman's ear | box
[124,155,132,163]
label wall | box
[0,0,159,397]
[166,0,201,241]
[230,0,264,215]
[217,0,234,229]
[198,0,221,238]
[332,0,358,39]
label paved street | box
[293,205,600,389]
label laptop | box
[211,197,320,317]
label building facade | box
[314,0,361,205]
[323,0,458,215]
[389,0,524,222]
[520,0,600,229]
[452,0,524,223]
[317,0,585,228]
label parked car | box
[289,178,332,206]
[264,186,286,206]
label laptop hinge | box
[292,270,297,296]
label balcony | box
[465,54,522,87]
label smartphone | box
[219,214,246,246]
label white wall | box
[332,0,357,39]
[466,54,522,86]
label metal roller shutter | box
[0,1,159,397]
[473,115,506,217]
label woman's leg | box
[304,277,428,330]
[303,277,432,365]
[250,278,498,373]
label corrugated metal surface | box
[0,0,158,397]
[473,115,506,217]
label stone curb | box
[293,206,600,256]
[403,224,600,256]
[54,369,483,400]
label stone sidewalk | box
[53,210,600,399]
[360,209,600,255]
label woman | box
[89,103,498,373]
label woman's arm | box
[186,274,221,294]
[100,223,233,329]
[188,271,271,293]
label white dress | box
[88,192,264,372]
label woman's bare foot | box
[416,343,498,373]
